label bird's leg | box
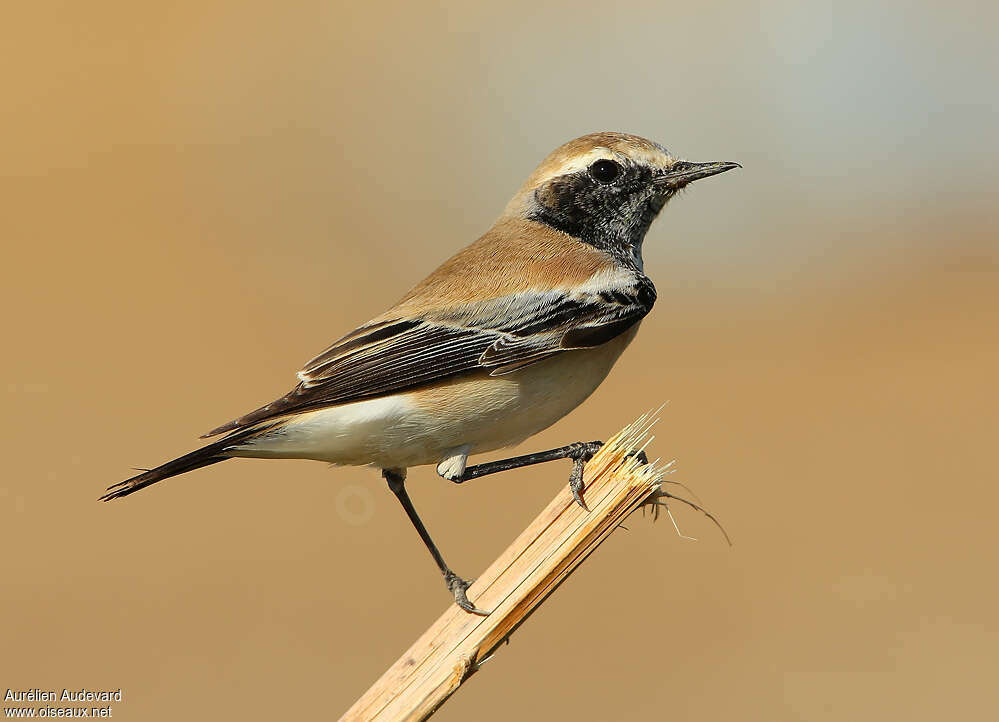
[453,441,606,511]
[382,468,489,616]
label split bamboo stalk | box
[340,413,672,722]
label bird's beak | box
[656,160,741,190]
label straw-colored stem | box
[340,414,667,722]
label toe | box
[445,572,490,616]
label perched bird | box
[102,132,739,614]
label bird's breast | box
[400,323,640,459]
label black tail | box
[100,439,234,501]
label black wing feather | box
[203,279,655,437]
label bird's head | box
[505,132,739,266]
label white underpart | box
[436,445,472,480]
[227,394,426,467]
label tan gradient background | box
[2,1,997,720]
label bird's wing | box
[202,276,655,438]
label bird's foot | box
[566,441,605,511]
[445,570,489,616]
[627,449,650,465]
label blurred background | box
[2,1,997,719]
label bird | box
[101,131,739,614]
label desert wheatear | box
[103,132,739,614]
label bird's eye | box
[588,159,622,184]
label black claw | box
[569,457,591,511]
[627,449,650,465]
[567,440,604,461]
[445,571,490,616]
[566,441,602,511]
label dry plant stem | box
[340,414,669,722]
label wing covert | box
[203,278,655,437]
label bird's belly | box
[229,327,637,469]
